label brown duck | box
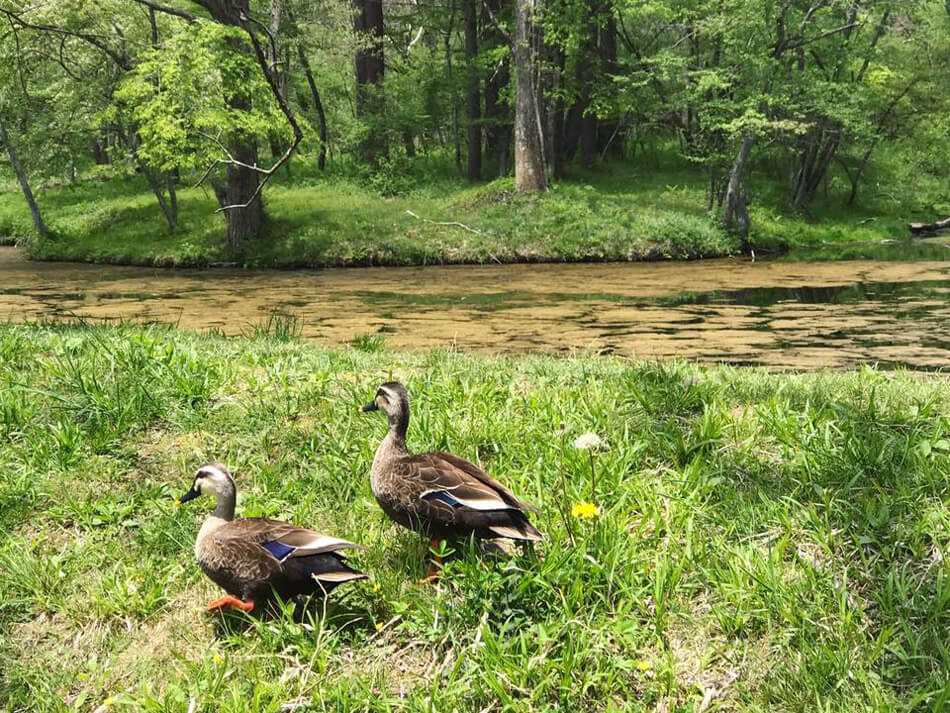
[360,382,542,570]
[177,463,366,612]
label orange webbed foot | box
[417,540,443,583]
[206,594,255,612]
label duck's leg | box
[417,538,443,584]
[206,594,255,612]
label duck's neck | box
[196,492,235,555]
[388,411,409,447]
[212,491,235,521]
[374,417,409,472]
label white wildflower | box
[573,432,603,450]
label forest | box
[3,3,950,712]
[0,0,948,265]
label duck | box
[177,462,366,613]
[360,382,542,573]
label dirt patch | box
[666,599,743,710]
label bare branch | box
[127,0,197,23]
[405,210,483,235]
[856,7,890,82]
[480,1,511,44]
[206,10,303,213]
[777,21,862,55]
[0,6,131,69]
[406,26,424,52]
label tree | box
[464,0,482,180]
[514,0,547,191]
[482,0,512,176]
[354,0,386,164]
[128,0,303,249]
[0,116,48,238]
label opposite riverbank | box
[0,163,926,268]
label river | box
[1,246,948,370]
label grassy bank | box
[0,158,925,268]
[1,322,949,711]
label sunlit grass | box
[0,322,948,711]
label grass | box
[2,150,940,268]
[1,321,949,711]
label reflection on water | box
[1,247,948,370]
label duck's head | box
[360,381,410,426]
[178,462,236,505]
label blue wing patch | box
[262,541,296,561]
[422,491,463,508]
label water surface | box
[2,247,948,370]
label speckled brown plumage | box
[362,382,542,543]
[180,464,366,611]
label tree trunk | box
[354,0,386,164]
[268,0,289,173]
[482,0,511,177]
[403,130,416,158]
[167,173,178,225]
[513,0,547,191]
[595,3,620,157]
[298,45,328,170]
[91,137,110,165]
[578,0,598,168]
[543,44,562,178]
[194,0,265,248]
[464,0,482,181]
[791,129,839,208]
[444,3,463,177]
[723,134,755,245]
[142,163,178,232]
[908,216,950,237]
[0,116,48,239]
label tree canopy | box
[0,0,947,249]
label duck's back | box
[198,519,365,603]
[373,450,542,541]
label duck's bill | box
[360,402,379,413]
[178,487,200,504]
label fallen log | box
[908,216,950,237]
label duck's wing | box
[416,452,539,513]
[403,453,542,541]
[221,519,366,562]
[205,530,284,581]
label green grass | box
[2,152,939,268]
[1,322,949,711]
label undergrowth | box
[2,150,938,268]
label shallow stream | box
[2,246,948,370]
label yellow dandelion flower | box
[636,660,653,672]
[572,502,600,519]
[371,582,381,593]
[103,697,114,707]
[212,653,224,665]
[375,621,384,632]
